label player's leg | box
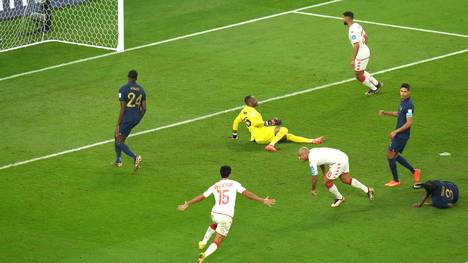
[393,139,421,187]
[386,149,401,187]
[199,215,230,262]
[363,71,382,88]
[114,138,123,167]
[199,233,225,262]
[265,127,288,152]
[324,170,345,208]
[116,122,142,170]
[340,173,374,200]
[286,133,324,145]
[199,223,217,250]
[355,69,378,95]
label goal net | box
[0,0,124,53]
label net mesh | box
[0,0,119,52]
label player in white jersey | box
[178,165,276,262]
[343,11,383,96]
[298,147,375,208]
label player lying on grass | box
[178,165,275,262]
[298,147,374,208]
[113,70,146,170]
[231,95,323,152]
[379,83,421,188]
[343,11,383,96]
[412,180,459,209]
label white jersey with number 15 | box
[203,179,246,218]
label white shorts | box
[211,213,233,237]
[354,45,370,71]
[326,159,350,180]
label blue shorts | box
[389,137,408,153]
[119,120,140,137]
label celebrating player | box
[231,95,324,152]
[113,70,146,170]
[343,11,383,95]
[379,83,421,188]
[177,165,275,262]
[297,147,375,208]
[413,180,459,209]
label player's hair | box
[244,95,253,104]
[128,70,138,80]
[343,11,354,19]
[220,165,232,178]
[401,83,410,91]
[423,180,436,195]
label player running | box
[113,70,146,170]
[413,180,459,209]
[379,83,421,188]
[297,147,375,208]
[177,165,275,262]
[231,95,324,152]
[343,11,383,95]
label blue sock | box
[388,158,399,181]
[396,155,415,174]
[119,143,136,160]
[115,142,122,163]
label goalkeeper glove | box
[264,118,282,126]
[231,131,238,139]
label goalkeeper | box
[231,96,324,152]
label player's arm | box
[231,112,243,139]
[351,42,359,66]
[412,193,431,208]
[177,194,206,211]
[242,190,276,207]
[363,34,368,44]
[379,110,398,117]
[139,99,147,120]
[390,109,413,138]
[115,101,126,138]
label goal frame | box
[0,0,124,53]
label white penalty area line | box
[293,11,468,39]
[1,47,467,171]
[0,0,342,82]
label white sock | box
[362,76,377,90]
[204,243,218,257]
[328,184,343,199]
[364,71,379,86]
[350,178,369,193]
[201,226,215,244]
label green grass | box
[1,0,468,262]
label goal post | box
[0,0,124,53]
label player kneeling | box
[297,147,374,208]
[231,96,323,152]
[178,165,276,262]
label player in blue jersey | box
[114,70,146,170]
[413,180,459,209]
[379,83,421,188]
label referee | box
[379,83,421,188]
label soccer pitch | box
[1,0,467,262]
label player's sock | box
[350,178,369,193]
[269,127,288,146]
[364,71,379,86]
[286,133,311,143]
[119,143,137,160]
[204,243,218,257]
[201,224,216,244]
[388,158,399,181]
[359,75,377,91]
[114,142,122,163]
[395,155,415,173]
[327,183,343,200]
